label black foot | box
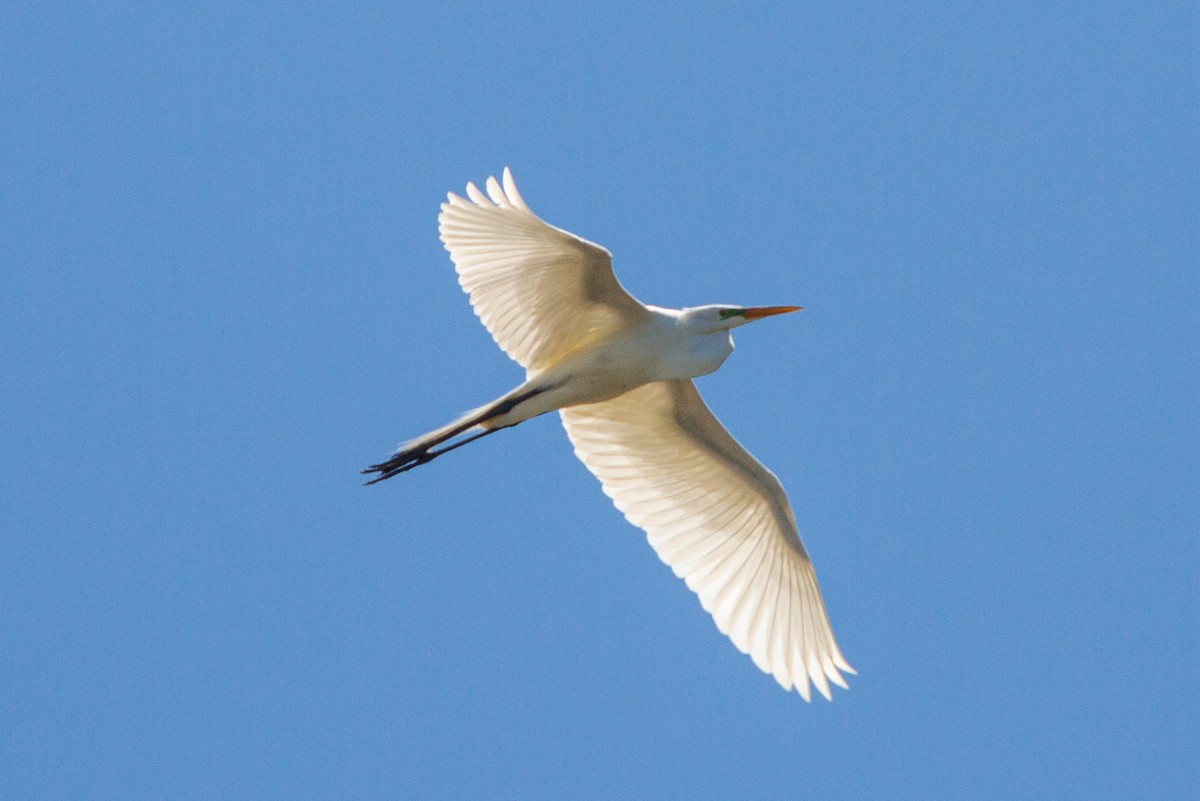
[361,447,435,485]
[361,428,498,486]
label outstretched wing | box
[560,380,854,700]
[438,168,650,373]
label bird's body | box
[365,169,853,700]
[481,306,735,430]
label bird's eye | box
[719,308,743,320]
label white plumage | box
[441,170,647,372]
[365,168,853,700]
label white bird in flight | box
[364,168,853,700]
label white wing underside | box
[561,380,854,700]
[438,168,649,373]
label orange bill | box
[741,305,804,320]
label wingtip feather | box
[464,181,490,206]
[485,175,508,207]
[502,167,530,211]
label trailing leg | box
[361,379,561,485]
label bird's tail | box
[361,381,557,484]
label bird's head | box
[683,304,804,333]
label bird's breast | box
[650,329,734,381]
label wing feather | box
[438,168,649,372]
[560,379,853,699]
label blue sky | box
[2,2,1196,799]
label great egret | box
[364,169,853,700]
